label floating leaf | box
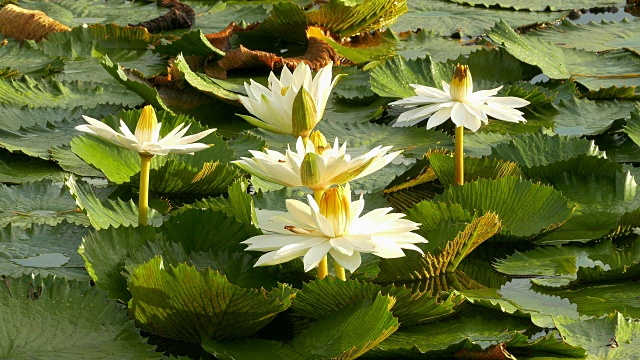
[429,153,522,188]
[0,38,63,78]
[391,0,563,35]
[488,19,640,91]
[100,55,169,111]
[66,176,163,230]
[433,176,575,238]
[490,132,604,168]
[370,313,532,358]
[0,274,159,359]
[376,212,501,281]
[553,312,640,360]
[528,18,640,54]
[292,295,398,360]
[203,339,305,360]
[159,208,261,253]
[173,53,240,104]
[495,239,640,288]
[450,0,619,11]
[552,97,635,136]
[155,29,225,57]
[0,223,89,280]
[128,257,293,342]
[79,225,160,302]
[0,75,143,109]
[292,277,464,326]
[0,180,87,228]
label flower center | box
[319,186,351,237]
[310,130,329,155]
[281,86,290,97]
[449,64,473,103]
[134,105,158,143]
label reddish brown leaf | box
[0,4,70,42]
[204,22,259,52]
[454,343,517,360]
[205,37,340,79]
[130,0,195,34]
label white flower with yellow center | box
[232,131,401,191]
[238,62,341,138]
[76,105,216,156]
[243,184,427,272]
[390,64,530,132]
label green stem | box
[334,263,346,281]
[455,126,464,186]
[138,154,153,226]
[313,189,328,279]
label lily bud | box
[309,130,329,154]
[449,64,473,102]
[300,152,324,190]
[291,87,318,139]
[319,184,352,237]
[134,105,159,144]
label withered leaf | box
[130,0,195,34]
[0,4,70,42]
[205,37,340,79]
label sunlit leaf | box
[128,257,293,342]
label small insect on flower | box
[242,183,427,273]
[390,64,530,132]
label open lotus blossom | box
[76,105,216,156]
[243,183,427,273]
[237,62,341,138]
[390,64,530,132]
[232,131,401,191]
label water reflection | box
[567,1,640,24]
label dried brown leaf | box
[204,22,259,52]
[454,343,517,360]
[205,37,340,79]
[0,4,70,42]
[130,0,195,33]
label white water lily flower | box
[390,64,530,132]
[76,105,216,156]
[232,132,401,191]
[243,184,427,272]
[238,62,341,137]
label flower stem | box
[455,126,464,185]
[334,263,346,281]
[138,154,153,226]
[313,189,328,279]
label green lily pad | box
[0,180,88,228]
[450,0,624,11]
[0,223,89,280]
[292,295,399,359]
[495,239,640,287]
[528,18,640,54]
[0,274,160,359]
[128,256,293,342]
[392,0,563,35]
[554,312,640,360]
[489,19,640,91]
[432,176,575,238]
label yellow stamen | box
[319,186,350,237]
[135,105,158,143]
[309,130,329,155]
[281,86,290,96]
[450,64,472,102]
